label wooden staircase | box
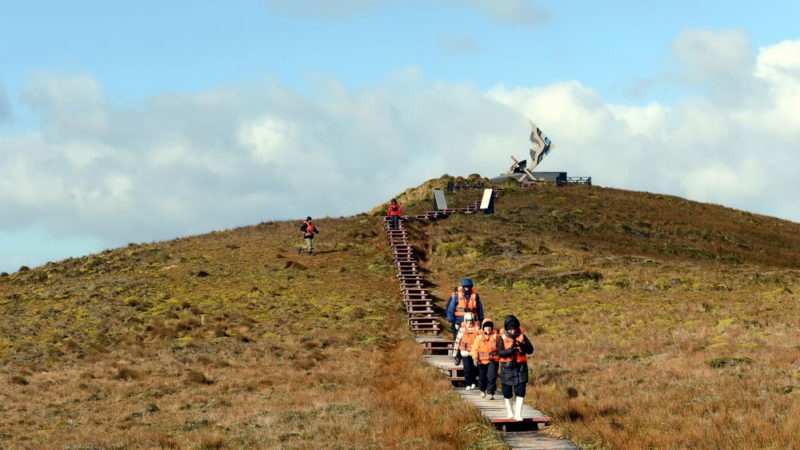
[382,195,580,448]
[384,217,440,334]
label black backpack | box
[300,223,308,232]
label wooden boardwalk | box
[383,202,581,449]
[502,431,584,450]
[424,352,552,424]
[419,337,581,449]
[417,338,552,429]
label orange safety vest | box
[303,221,316,235]
[457,324,480,352]
[471,330,499,364]
[498,327,528,364]
[454,287,479,318]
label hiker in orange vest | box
[386,198,402,230]
[453,312,480,390]
[497,315,534,420]
[446,278,484,339]
[299,216,319,255]
[471,317,499,399]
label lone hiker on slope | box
[497,314,534,421]
[299,216,320,255]
[387,198,402,230]
[446,278,484,339]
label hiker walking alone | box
[453,312,480,390]
[471,317,499,399]
[497,315,534,421]
[387,198,402,230]
[446,278,484,339]
[299,216,319,255]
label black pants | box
[501,361,529,398]
[502,382,527,399]
[389,215,400,229]
[476,361,498,394]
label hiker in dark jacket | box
[300,216,319,255]
[497,315,534,420]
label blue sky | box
[1,0,799,273]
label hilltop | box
[1,177,799,449]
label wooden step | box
[417,338,454,355]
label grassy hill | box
[2,176,799,449]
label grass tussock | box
[2,177,800,448]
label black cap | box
[504,315,520,330]
[306,216,312,220]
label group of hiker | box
[298,202,535,421]
[447,278,534,421]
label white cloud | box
[737,40,800,138]
[672,29,753,84]
[679,157,767,208]
[3,32,800,273]
[755,40,800,80]
[488,81,614,146]
[1,71,524,256]
[238,117,298,164]
[487,36,800,224]
[21,72,112,138]
[608,102,670,139]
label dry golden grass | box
[413,182,800,449]
[2,177,800,449]
[0,214,503,449]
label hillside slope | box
[2,178,799,449]
[402,181,800,449]
[0,214,501,449]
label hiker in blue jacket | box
[446,278,484,338]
